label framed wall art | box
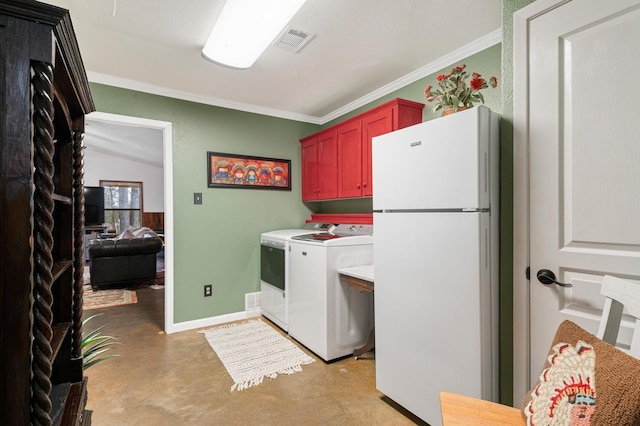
[207,151,291,190]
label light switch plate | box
[194,192,202,205]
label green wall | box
[89,84,318,322]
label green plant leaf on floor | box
[82,313,121,369]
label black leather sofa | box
[88,236,163,290]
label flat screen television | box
[84,186,105,226]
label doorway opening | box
[85,112,174,332]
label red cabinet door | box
[362,108,394,196]
[317,129,338,200]
[300,138,318,201]
[337,120,363,198]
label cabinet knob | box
[363,182,367,188]
[357,184,361,189]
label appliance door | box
[372,106,491,211]
[260,241,287,330]
[261,242,285,291]
[288,241,328,357]
[373,211,497,426]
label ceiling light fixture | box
[202,0,307,69]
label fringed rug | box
[199,320,315,391]
[83,266,137,310]
[83,286,138,310]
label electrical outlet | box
[204,284,212,297]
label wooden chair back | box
[596,275,640,358]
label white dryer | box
[260,222,333,331]
[288,224,374,361]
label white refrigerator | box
[372,106,500,426]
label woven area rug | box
[83,286,138,310]
[199,320,315,391]
[83,266,137,310]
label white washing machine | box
[288,224,374,361]
[260,222,334,331]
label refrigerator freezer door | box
[373,211,498,426]
[372,106,493,211]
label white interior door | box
[514,0,640,399]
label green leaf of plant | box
[82,313,121,369]
[84,335,119,349]
[82,325,111,345]
[82,313,103,326]
[84,353,121,370]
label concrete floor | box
[83,286,427,425]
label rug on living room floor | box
[83,286,137,310]
[83,266,138,310]
[199,320,315,391]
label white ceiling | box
[47,0,501,122]
[84,119,164,167]
[45,0,501,161]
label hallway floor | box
[83,286,425,425]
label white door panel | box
[563,7,640,248]
[518,0,640,394]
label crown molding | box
[87,72,324,125]
[88,28,501,125]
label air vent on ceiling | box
[273,27,314,53]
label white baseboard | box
[165,291,262,334]
[166,309,261,334]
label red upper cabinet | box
[300,129,338,201]
[300,98,423,201]
[362,108,394,196]
[317,130,338,199]
[337,120,363,198]
[300,138,318,201]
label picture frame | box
[207,151,291,190]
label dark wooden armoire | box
[0,1,95,424]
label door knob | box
[536,269,572,288]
